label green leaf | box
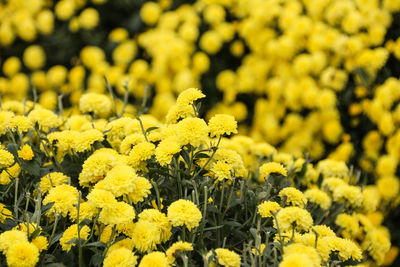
[78,218,92,227]
[65,238,86,245]
[194,153,210,159]
[42,202,55,214]
[90,254,103,267]
[21,159,41,176]
[223,220,242,228]
[85,241,106,248]
[49,233,63,246]
[6,143,18,158]
[180,150,190,166]
[145,126,159,133]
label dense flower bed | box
[1,0,400,266]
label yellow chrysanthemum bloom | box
[28,108,59,131]
[31,236,48,252]
[279,187,307,208]
[274,207,313,232]
[98,200,135,226]
[8,115,33,133]
[0,230,28,253]
[127,176,152,204]
[0,203,12,222]
[102,164,138,197]
[60,225,90,252]
[103,247,138,267]
[79,93,112,118]
[335,213,359,237]
[377,176,399,200]
[23,45,46,70]
[166,104,195,124]
[0,163,19,185]
[39,172,70,195]
[208,114,238,137]
[129,142,155,168]
[140,2,162,25]
[176,117,209,148]
[259,162,287,181]
[0,149,14,169]
[138,209,172,243]
[257,201,281,218]
[42,184,79,217]
[155,137,182,166]
[167,199,202,231]
[279,253,314,267]
[6,241,39,267]
[18,144,34,161]
[69,201,98,223]
[131,220,160,252]
[283,243,321,267]
[332,184,363,208]
[207,248,241,267]
[166,241,193,264]
[304,188,331,210]
[210,161,232,181]
[86,189,117,209]
[176,88,205,106]
[139,251,169,267]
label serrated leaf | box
[180,150,190,166]
[49,233,63,246]
[79,218,92,227]
[21,159,41,176]
[223,220,242,228]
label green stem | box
[150,180,162,210]
[198,186,208,246]
[14,177,19,219]
[174,157,183,198]
[192,136,221,180]
[49,213,60,245]
[137,117,149,142]
[77,191,83,267]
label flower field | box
[1,0,400,266]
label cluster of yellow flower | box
[0,88,396,266]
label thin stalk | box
[118,81,130,118]
[105,77,117,116]
[14,177,19,219]
[49,213,60,245]
[198,186,208,246]
[137,117,149,142]
[150,180,162,210]
[192,136,222,180]
[77,191,83,267]
[174,157,183,198]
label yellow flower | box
[0,230,28,253]
[155,137,182,166]
[283,243,321,267]
[6,241,39,267]
[304,188,331,210]
[210,161,232,181]
[166,241,193,264]
[79,93,112,118]
[257,201,280,218]
[131,220,160,252]
[138,209,172,243]
[102,164,138,197]
[166,104,195,124]
[79,8,99,30]
[176,117,209,147]
[167,199,202,231]
[279,187,307,208]
[0,203,12,222]
[59,225,90,252]
[98,201,136,226]
[207,248,241,267]
[279,253,314,267]
[128,176,152,204]
[140,2,162,25]
[377,176,399,200]
[208,114,238,137]
[39,172,70,195]
[129,142,155,167]
[68,201,98,223]
[259,162,287,182]
[8,115,33,133]
[23,45,46,70]
[28,108,59,131]
[332,184,363,208]
[87,188,117,209]
[362,228,391,265]
[335,213,359,237]
[31,236,48,252]
[42,184,79,217]
[18,144,34,160]
[139,251,169,267]
[274,207,313,232]
[176,88,206,106]
[103,248,138,267]
[0,148,14,169]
